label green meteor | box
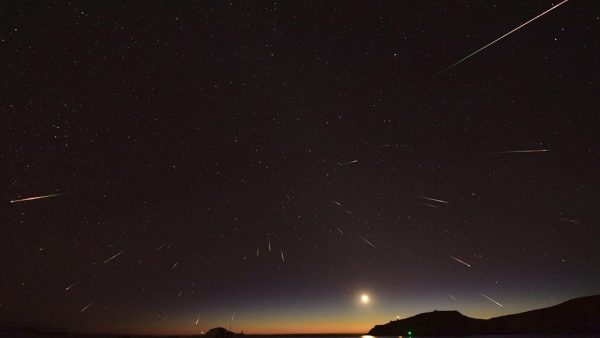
[437,0,569,75]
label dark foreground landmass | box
[0,325,358,338]
[369,295,600,336]
[3,295,600,337]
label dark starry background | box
[2,0,600,335]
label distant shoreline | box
[12,331,365,337]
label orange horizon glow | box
[83,308,530,336]
[83,318,375,336]
[76,296,559,337]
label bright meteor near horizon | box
[481,293,504,307]
[437,0,569,75]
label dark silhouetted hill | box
[487,295,600,334]
[368,310,485,336]
[368,295,600,336]
[205,327,235,338]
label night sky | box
[3,1,600,335]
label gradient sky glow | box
[3,1,600,335]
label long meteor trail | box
[103,249,126,264]
[80,300,96,313]
[437,0,569,75]
[358,235,376,248]
[498,149,550,154]
[10,193,65,204]
[449,255,472,268]
[481,293,504,307]
[417,196,449,204]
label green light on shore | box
[408,330,413,336]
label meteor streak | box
[358,235,376,248]
[481,293,504,307]
[103,249,126,264]
[556,217,579,224]
[195,316,200,325]
[499,149,550,154]
[65,281,79,291]
[449,255,472,268]
[417,196,449,204]
[437,0,569,75]
[335,227,344,234]
[422,203,439,209]
[10,193,65,204]
[340,159,358,166]
[332,200,342,206]
[80,300,96,313]
[281,250,285,262]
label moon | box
[360,294,370,304]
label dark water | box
[249,335,600,338]
[364,336,600,338]
[3,334,598,338]
[251,336,600,338]
[361,336,600,338]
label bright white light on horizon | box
[360,294,370,304]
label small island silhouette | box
[205,327,236,338]
[368,295,600,336]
